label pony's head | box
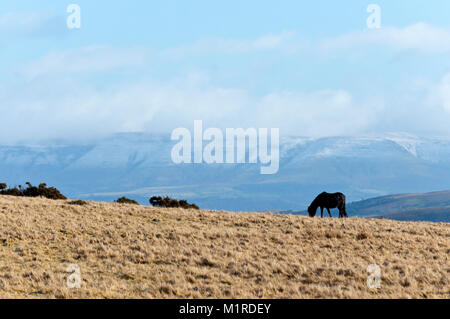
[307,205,316,217]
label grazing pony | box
[308,192,348,218]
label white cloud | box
[0,71,382,143]
[162,31,296,58]
[437,74,450,113]
[254,90,380,136]
[0,12,65,37]
[3,24,450,143]
[163,23,450,59]
[322,23,450,53]
[20,46,148,78]
[3,65,450,144]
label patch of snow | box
[383,133,424,158]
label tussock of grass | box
[0,195,448,299]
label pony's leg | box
[320,207,324,218]
[340,208,348,218]
[326,208,332,218]
[338,204,348,218]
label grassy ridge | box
[0,195,448,298]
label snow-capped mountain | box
[1,133,450,211]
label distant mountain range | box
[280,190,450,222]
[1,132,450,221]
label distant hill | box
[347,190,450,218]
[279,191,450,222]
[375,206,450,223]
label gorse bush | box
[149,196,199,210]
[0,186,22,197]
[0,182,67,200]
[115,197,139,205]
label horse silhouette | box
[308,192,348,218]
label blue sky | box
[1,1,450,142]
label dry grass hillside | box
[0,195,448,299]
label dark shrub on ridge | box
[0,186,22,197]
[149,196,199,210]
[0,182,67,200]
[115,197,139,205]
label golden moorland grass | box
[0,195,448,299]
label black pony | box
[308,192,348,218]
